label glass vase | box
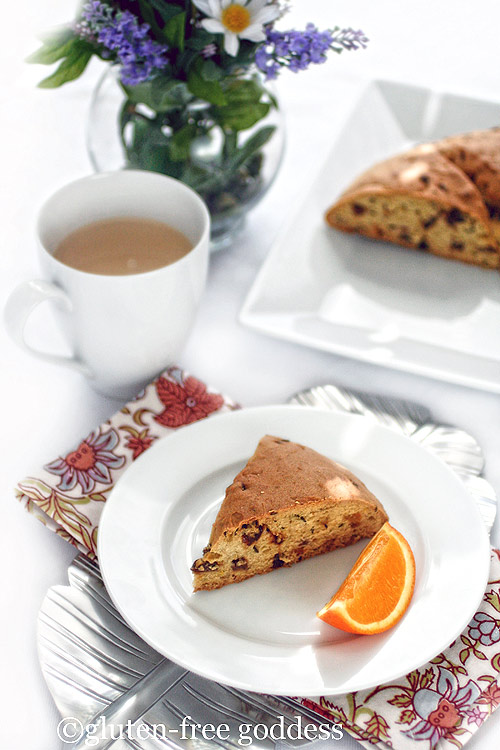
[87,69,285,251]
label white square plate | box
[240,80,500,392]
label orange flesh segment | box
[317,522,415,634]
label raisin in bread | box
[191,435,388,591]
[326,140,500,269]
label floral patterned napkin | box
[16,367,500,749]
[16,367,237,555]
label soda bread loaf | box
[191,435,388,591]
[325,129,500,269]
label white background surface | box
[1,1,500,748]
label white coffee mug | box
[4,170,210,398]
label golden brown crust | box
[208,435,385,544]
[436,128,500,211]
[192,435,388,591]
[326,146,491,226]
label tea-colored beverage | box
[54,217,193,275]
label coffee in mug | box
[53,217,193,275]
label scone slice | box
[191,435,388,591]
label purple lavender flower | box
[331,27,370,52]
[79,1,169,86]
[201,43,218,58]
[255,23,368,80]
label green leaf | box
[214,78,271,130]
[267,89,279,109]
[122,81,158,110]
[163,11,186,51]
[226,125,275,171]
[123,78,191,112]
[153,78,192,110]
[485,591,500,612]
[459,648,470,665]
[169,123,197,161]
[187,59,227,106]
[398,709,416,725]
[473,649,487,660]
[388,694,412,708]
[89,493,107,502]
[138,0,164,38]
[478,674,497,686]
[364,712,390,740]
[126,118,174,175]
[38,42,93,88]
[225,78,265,102]
[420,668,435,689]
[27,28,75,65]
[447,735,466,750]
[215,101,270,131]
[406,670,420,690]
[149,0,185,22]
[175,48,200,73]
[202,60,223,81]
[492,652,500,672]
[185,29,217,51]
[430,656,444,666]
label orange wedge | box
[317,522,415,634]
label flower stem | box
[223,130,238,162]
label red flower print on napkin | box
[124,429,155,460]
[45,428,125,494]
[478,681,500,709]
[154,375,224,428]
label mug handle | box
[4,279,92,376]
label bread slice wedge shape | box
[191,435,388,591]
[325,144,500,269]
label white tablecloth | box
[2,1,500,748]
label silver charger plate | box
[38,386,497,750]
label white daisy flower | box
[193,0,280,57]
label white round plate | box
[98,406,490,696]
